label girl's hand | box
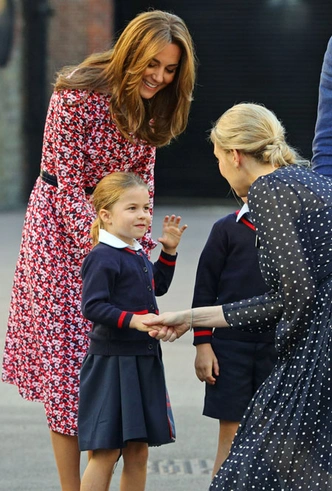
[129,313,158,332]
[143,310,192,342]
[143,306,228,342]
[158,215,187,255]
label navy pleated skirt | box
[78,349,176,451]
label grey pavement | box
[0,203,234,491]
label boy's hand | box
[158,215,188,255]
[195,344,219,385]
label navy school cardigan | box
[192,212,276,345]
[81,243,177,356]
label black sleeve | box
[152,250,177,297]
[192,221,227,345]
[224,173,316,349]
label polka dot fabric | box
[211,166,332,490]
[1,90,156,436]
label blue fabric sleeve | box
[312,37,332,177]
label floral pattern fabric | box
[2,90,156,436]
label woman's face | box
[139,43,182,99]
[214,144,250,198]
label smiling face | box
[139,42,182,99]
[101,186,151,245]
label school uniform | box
[78,230,176,450]
[193,205,277,421]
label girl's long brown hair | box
[54,10,197,148]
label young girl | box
[78,172,187,491]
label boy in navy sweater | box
[192,201,277,476]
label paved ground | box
[0,203,235,491]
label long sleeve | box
[81,246,176,330]
[223,169,318,358]
[153,251,177,297]
[80,244,164,356]
[192,222,227,345]
[47,91,95,256]
[81,249,133,329]
[312,37,332,177]
[192,213,275,345]
[42,90,157,258]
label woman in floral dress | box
[1,10,196,490]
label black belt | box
[40,170,95,195]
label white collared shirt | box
[98,229,142,251]
[236,203,250,222]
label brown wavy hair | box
[54,10,197,147]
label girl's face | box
[102,186,151,245]
[139,43,182,99]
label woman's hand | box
[158,215,187,255]
[143,310,192,341]
[143,306,228,342]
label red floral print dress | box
[2,90,156,436]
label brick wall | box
[48,0,114,89]
[0,0,23,210]
[0,0,115,209]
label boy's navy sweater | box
[81,244,177,356]
[193,212,275,345]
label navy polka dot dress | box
[210,165,332,490]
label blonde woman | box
[145,103,332,490]
[2,10,196,490]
